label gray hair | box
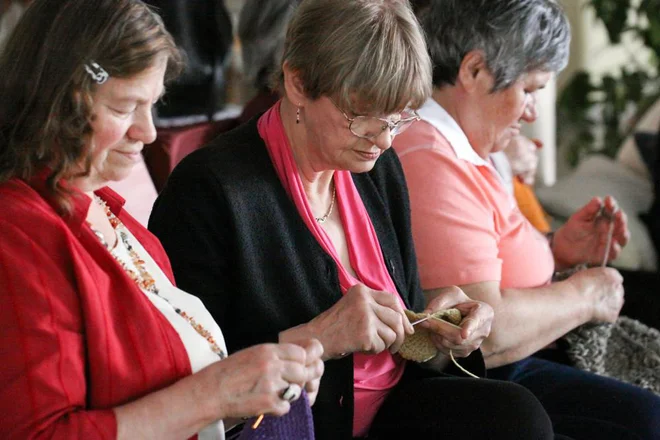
[418,0,570,91]
[238,0,300,90]
[272,0,432,114]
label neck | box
[279,98,334,199]
[432,87,460,123]
[431,87,490,160]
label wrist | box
[561,276,594,324]
[549,228,573,270]
[193,364,229,424]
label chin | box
[345,161,378,174]
[492,138,512,153]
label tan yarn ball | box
[399,309,463,363]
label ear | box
[456,50,492,95]
[282,61,308,106]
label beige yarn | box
[399,309,462,362]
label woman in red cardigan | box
[0,1,323,439]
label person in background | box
[495,92,552,233]
[236,0,300,124]
[143,0,234,126]
[149,0,564,439]
[0,1,323,438]
[394,0,660,438]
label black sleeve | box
[148,155,235,329]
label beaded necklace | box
[90,195,226,360]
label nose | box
[521,93,538,123]
[129,107,158,145]
[373,127,393,151]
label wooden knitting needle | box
[252,414,264,429]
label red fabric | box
[143,118,239,192]
[257,102,405,437]
[0,177,194,439]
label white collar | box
[417,98,490,167]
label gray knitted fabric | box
[563,317,660,395]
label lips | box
[356,150,380,161]
[115,149,142,161]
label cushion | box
[634,131,658,179]
[536,155,656,271]
[143,118,239,192]
[616,98,660,178]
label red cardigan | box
[0,178,194,439]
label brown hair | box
[272,0,432,115]
[0,0,182,215]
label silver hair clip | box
[84,62,109,84]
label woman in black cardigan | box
[149,0,559,438]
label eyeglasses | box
[329,98,420,140]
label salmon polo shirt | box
[392,98,555,290]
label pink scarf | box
[258,102,406,437]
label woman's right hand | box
[566,267,624,323]
[200,339,323,420]
[280,283,414,360]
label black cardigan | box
[148,118,428,439]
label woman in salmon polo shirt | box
[395,1,660,439]
[0,1,325,439]
[148,1,566,439]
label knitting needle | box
[598,205,617,268]
[252,414,264,429]
[411,315,463,330]
[411,315,432,326]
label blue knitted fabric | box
[238,390,315,440]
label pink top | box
[258,102,405,437]
[392,98,554,290]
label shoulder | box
[0,179,77,261]
[392,119,455,160]
[394,123,477,191]
[0,179,63,231]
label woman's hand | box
[566,267,624,323]
[420,286,493,358]
[552,196,629,269]
[280,283,414,360]
[200,340,323,420]
[285,338,325,405]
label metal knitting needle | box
[410,315,432,326]
[599,206,617,268]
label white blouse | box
[111,223,228,440]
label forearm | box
[115,370,219,440]
[455,281,591,368]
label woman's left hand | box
[552,196,629,269]
[419,286,493,358]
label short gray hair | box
[418,0,570,91]
[238,0,300,90]
[273,0,432,114]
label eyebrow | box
[112,88,166,104]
